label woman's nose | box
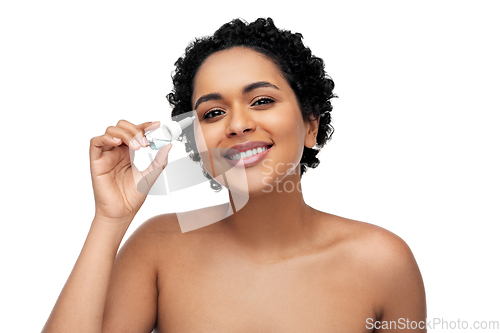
[225,106,256,137]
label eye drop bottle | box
[145,116,196,150]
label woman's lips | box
[224,144,273,167]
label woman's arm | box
[42,120,171,333]
[101,216,168,332]
[371,231,427,332]
[42,217,130,332]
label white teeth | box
[227,145,270,160]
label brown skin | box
[44,47,426,333]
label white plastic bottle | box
[145,116,196,150]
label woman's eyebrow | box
[194,93,223,110]
[243,81,279,94]
[194,81,279,110]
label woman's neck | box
[221,174,320,262]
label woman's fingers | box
[134,143,172,194]
[90,120,162,162]
[104,120,159,150]
[141,142,172,179]
[105,125,140,150]
[142,121,161,133]
[90,119,168,182]
[89,134,122,160]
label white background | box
[1,1,499,332]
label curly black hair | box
[167,18,336,191]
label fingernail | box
[145,121,160,131]
[131,139,140,148]
[141,137,149,146]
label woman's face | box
[192,47,318,195]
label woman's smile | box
[223,141,273,167]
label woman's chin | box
[209,158,302,198]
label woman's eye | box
[252,98,274,106]
[203,109,225,119]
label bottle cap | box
[145,115,196,150]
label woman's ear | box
[304,115,320,148]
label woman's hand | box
[89,120,172,225]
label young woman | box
[43,18,426,332]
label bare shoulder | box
[117,213,183,262]
[123,212,225,262]
[131,212,182,236]
[126,212,186,242]
[317,212,424,293]
[318,212,417,267]
[317,211,426,316]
